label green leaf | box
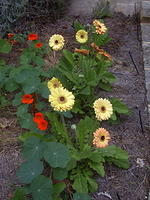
[44,142,70,168]
[36,101,47,111]
[34,56,45,66]
[53,182,66,198]
[80,86,91,95]
[89,162,105,177]
[19,113,36,129]
[0,39,12,53]
[22,136,46,161]
[16,160,43,184]
[73,20,85,31]
[107,157,130,169]
[72,174,88,193]
[66,158,77,171]
[98,145,130,169]
[110,98,129,114]
[17,104,29,117]
[19,132,46,142]
[5,79,19,92]
[37,83,50,98]
[30,175,53,200]
[12,188,26,200]
[99,81,112,91]
[86,176,98,192]
[12,92,23,106]
[22,77,41,94]
[73,193,91,200]
[76,117,99,149]
[53,168,68,180]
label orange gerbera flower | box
[37,119,48,131]
[21,94,34,104]
[35,43,43,48]
[27,34,39,41]
[91,43,112,60]
[33,112,44,123]
[7,33,15,38]
[74,48,90,55]
[93,128,111,148]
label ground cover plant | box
[0,20,130,200]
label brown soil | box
[0,13,150,200]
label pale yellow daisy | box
[49,87,75,112]
[76,30,88,43]
[93,98,113,121]
[47,77,63,91]
[49,34,65,51]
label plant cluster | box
[0,20,130,200]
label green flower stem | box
[60,113,72,145]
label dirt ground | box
[0,13,150,200]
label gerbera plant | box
[0,20,130,200]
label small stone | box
[136,158,145,168]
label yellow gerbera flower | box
[93,128,111,148]
[76,30,88,43]
[93,20,107,34]
[49,87,75,112]
[49,34,65,51]
[47,77,63,91]
[93,98,113,121]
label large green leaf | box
[107,157,130,169]
[53,182,66,198]
[98,145,130,169]
[44,142,70,168]
[22,77,41,94]
[76,117,99,149]
[73,193,91,200]
[89,162,105,177]
[12,92,23,106]
[72,174,88,193]
[0,39,12,53]
[17,104,29,117]
[19,113,36,129]
[30,175,53,200]
[22,136,46,161]
[5,79,19,92]
[86,176,98,192]
[16,160,43,184]
[110,98,129,114]
[53,168,68,180]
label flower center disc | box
[81,35,84,38]
[55,40,59,44]
[53,83,58,88]
[60,96,65,102]
[100,135,105,141]
[101,106,106,112]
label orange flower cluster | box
[35,43,43,48]
[27,34,39,41]
[21,94,34,104]
[91,43,112,60]
[74,48,90,55]
[21,94,48,131]
[33,113,48,131]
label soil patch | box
[0,13,149,200]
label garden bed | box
[0,13,149,200]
